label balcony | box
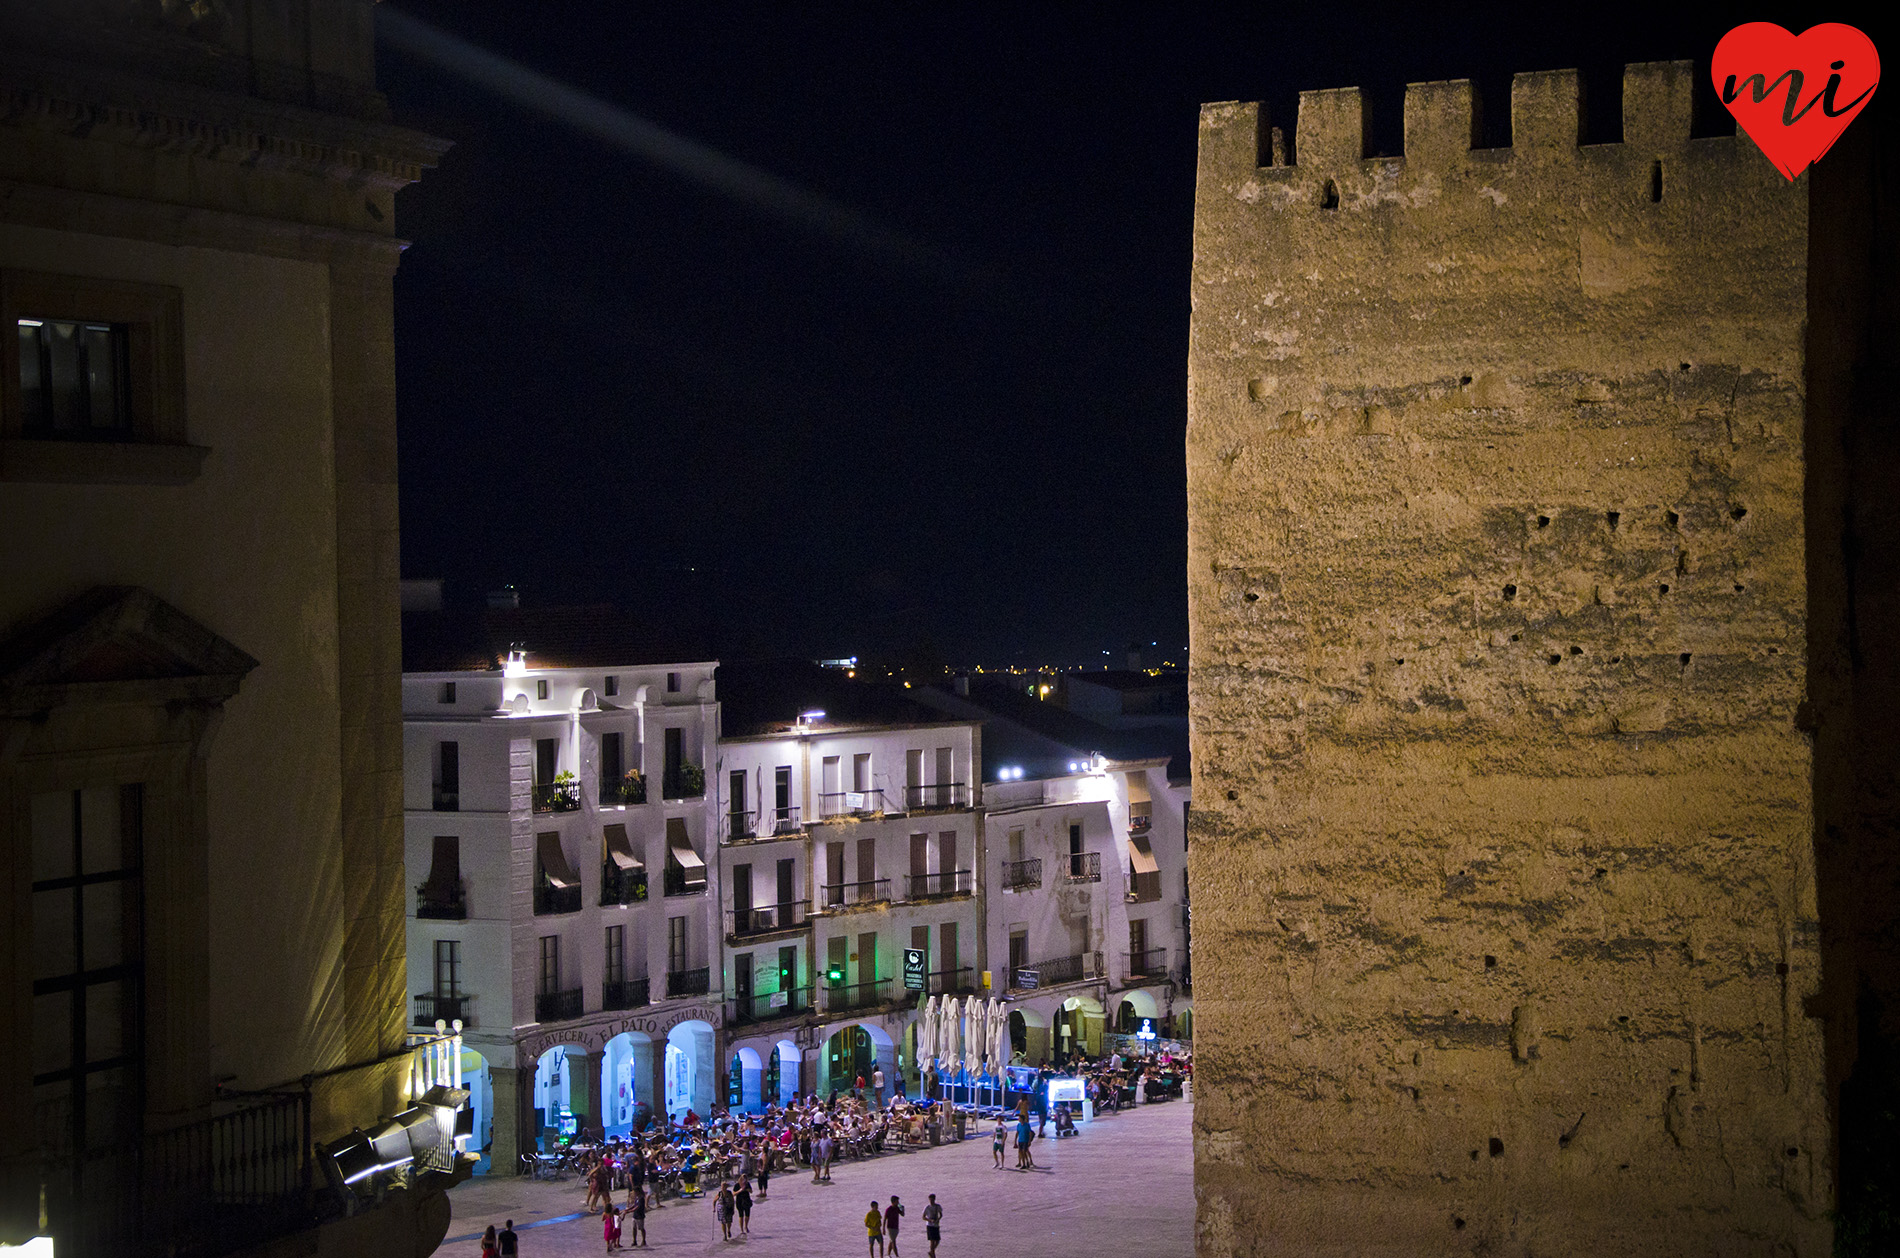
[414,992,472,1026]
[1129,805,1152,834]
[1126,870,1162,904]
[602,977,651,1011]
[601,864,649,906]
[823,978,891,1013]
[601,775,647,806]
[536,987,583,1022]
[1064,851,1102,883]
[727,807,803,842]
[416,883,467,920]
[139,1091,311,1257]
[667,967,711,998]
[904,782,967,811]
[663,764,706,800]
[1124,947,1169,980]
[533,780,580,813]
[663,866,709,897]
[817,878,890,911]
[1010,952,1099,990]
[729,901,810,938]
[730,986,812,1024]
[535,882,582,915]
[927,966,976,996]
[818,789,886,818]
[1002,857,1042,891]
[906,869,973,900]
[432,787,459,812]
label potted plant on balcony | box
[621,768,647,804]
[679,762,705,798]
[552,770,580,811]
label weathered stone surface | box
[1186,62,1851,1256]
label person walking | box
[480,1225,499,1258]
[991,1118,1007,1169]
[716,1181,735,1241]
[922,1194,943,1256]
[1014,1109,1033,1170]
[626,1190,648,1248]
[756,1153,770,1201]
[602,1201,621,1253]
[865,1200,886,1257]
[884,1195,906,1256]
[734,1178,752,1235]
[499,1220,519,1257]
[872,1065,886,1109]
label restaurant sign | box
[904,948,926,991]
[519,1003,721,1061]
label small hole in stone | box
[1503,584,1517,600]
[1488,1138,1504,1158]
[1776,962,1789,976]
[1786,1146,1799,1158]
[1547,654,1561,665]
[1606,510,1620,530]
[1394,658,1405,666]
[1320,179,1340,210]
[1617,1015,1629,1023]
[1731,506,1748,521]
[1484,954,1497,968]
[1537,515,1550,529]
[1619,1163,1631,1171]
[1569,646,1582,656]
[1666,510,1680,530]
[1594,868,1607,878]
[1468,1151,1479,1162]
[1659,584,1670,595]
[1734,584,1745,593]
[1225,790,1238,801]
[1609,656,1621,664]
[1459,375,1473,386]
[1649,159,1663,203]
[1679,652,1692,666]
[1679,362,1692,372]
[1454,1217,1467,1229]
[1509,633,1520,642]
[1768,647,1779,655]
[1243,592,1260,602]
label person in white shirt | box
[872,1066,887,1109]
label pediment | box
[0,586,258,710]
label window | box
[434,741,459,811]
[1009,929,1028,975]
[2,270,197,483]
[434,940,462,997]
[666,671,681,693]
[604,925,624,986]
[663,728,683,796]
[774,765,791,820]
[438,681,457,704]
[852,753,871,793]
[536,679,549,701]
[536,738,558,785]
[604,674,619,697]
[538,936,561,996]
[601,731,624,803]
[668,916,688,973]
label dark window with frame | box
[668,915,688,973]
[434,741,459,811]
[536,679,549,701]
[666,671,681,693]
[536,738,558,785]
[438,681,456,704]
[538,936,560,996]
[604,674,619,697]
[32,784,143,1244]
[16,318,131,438]
[433,940,462,997]
[604,925,625,986]
[664,728,683,797]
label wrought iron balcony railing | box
[906,869,972,900]
[416,884,467,919]
[729,901,809,937]
[533,781,580,813]
[602,977,650,1011]
[1124,947,1169,979]
[601,864,649,906]
[432,787,459,812]
[823,978,891,1012]
[1011,952,1098,989]
[817,877,890,909]
[535,883,582,915]
[1129,806,1152,834]
[1065,851,1102,883]
[927,966,976,995]
[601,776,647,806]
[663,866,708,897]
[730,986,812,1024]
[1002,857,1042,890]
[667,967,711,998]
[414,992,471,1026]
[818,789,886,818]
[536,987,583,1022]
[904,782,967,811]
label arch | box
[819,1021,893,1100]
[601,1031,654,1137]
[576,687,599,712]
[1118,987,1161,1031]
[731,1045,765,1112]
[1055,994,1105,1059]
[664,1019,715,1120]
[773,1040,800,1106]
[530,1042,591,1150]
[459,1048,495,1173]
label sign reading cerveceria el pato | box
[519,1004,720,1061]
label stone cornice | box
[0,47,451,195]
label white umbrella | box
[989,998,1006,1070]
[961,995,977,1075]
[920,995,938,1069]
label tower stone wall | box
[1185,60,1884,1256]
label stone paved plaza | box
[443,1098,1193,1256]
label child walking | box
[602,1201,621,1253]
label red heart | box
[1712,22,1879,180]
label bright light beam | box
[378,7,960,279]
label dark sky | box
[379,1,1881,668]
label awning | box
[1127,833,1159,876]
[603,823,642,871]
[1124,772,1151,805]
[537,831,579,888]
[667,818,706,884]
[422,835,461,900]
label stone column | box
[489,1067,520,1173]
[572,1051,603,1137]
[632,1039,657,1126]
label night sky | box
[379,1,1883,668]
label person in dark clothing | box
[499,1220,519,1256]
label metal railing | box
[416,884,467,919]
[667,967,711,998]
[1129,806,1152,834]
[414,993,472,1026]
[823,978,891,1012]
[1124,947,1169,979]
[1065,851,1102,883]
[533,781,581,812]
[601,777,647,806]
[729,901,809,937]
[662,768,706,800]
[1013,953,1097,989]
[603,977,650,1011]
[432,788,459,812]
[904,782,967,811]
[601,864,649,906]
[726,806,805,841]
[766,806,803,835]
[535,883,582,915]
[906,869,972,900]
[730,986,812,1024]
[141,1091,313,1257]
[927,967,976,995]
[663,865,708,897]
[818,789,886,818]
[1002,858,1042,890]
[726,809,757,841]
[818,878,890,909]
[536,988,584,1022]
[1125,871,1162,904]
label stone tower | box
[1187,61,1892,1256]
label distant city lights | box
[998,765,1025,780]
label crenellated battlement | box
[1203,60,1709,181]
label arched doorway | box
[531,1043,590,1150]
[1009,1006,1051,1063]
[821,1022,893,1099]
[1056,994,1105,1060]
[460,1048,494,1173]
[602,1031,654,1136]
[730,1047,764,1112]
[665,1020,716,1119]
[771,1040,800,1105]
[1118,988,1161,1034]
